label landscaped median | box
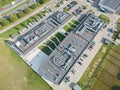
[39,32,65,55]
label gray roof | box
[39,32,89,84]
[99,0,120,12]
[38,13,105,84]
[75,13,104,41]
[8,13,105,85]
[12,11,72,55]
[14,22,56,54]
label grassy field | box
[0,39,52,90]
[78,43,120,90]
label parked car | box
[78,61,82,65]
[88,45,93,50]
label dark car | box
[78,61,82,65]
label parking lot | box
[4,0,120,90]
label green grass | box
[63,25,73,32]
[0,27,20,38]
[63,7,69,12]
[98,14,110,24]
[45,40,56,50]
[50,37,59,45]
[112,85,120,90]
[63,20,78,33]
[39,45,52,55]
[54,32,65,42]
[0,0,15,8]
[0,40,52,90]
[68,22,77,28]
[39,32,65,55]
[71,19,79,25]
[82,5,87,10]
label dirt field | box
[0,40,52,90]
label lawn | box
[54,32,65,42]
[0,40,52,90]
[45,40,56,50]
[71,19,80,25]
[68,22,76,28]
[39,32,65,55]
[50,36,59,45]
[63,25,73,32]
[39,45,52,55]
[63,19,79,33]
[98,14,110,24]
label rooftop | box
[99,0,120,12]
[38,13,105,84]
[12,11,72,55]
[38,32,89,84]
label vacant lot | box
[78,44,120,90]
[0,40,52,90]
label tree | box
[0,18,9,26]
[30,2,40,9]
[8,14,19,23]
[17,11,25,18]
[37,0,45,4]
[23,7,32,14]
